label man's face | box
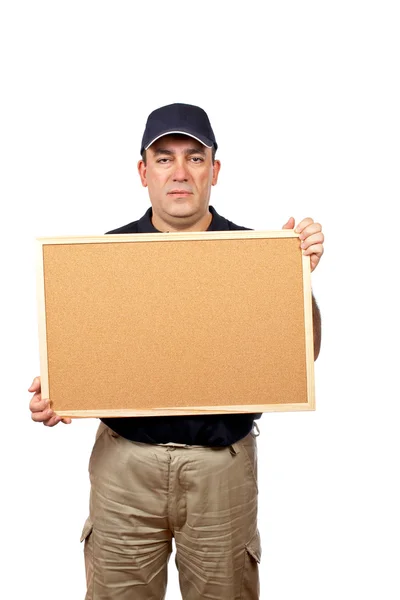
[138,135,220,225]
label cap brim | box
[144,130,214,150]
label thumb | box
[282,217,295,230]
[28,376,41,392]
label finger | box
[302,243,324,258]
[310,254,322,272]
[29,394,51,413]
[300,232,324,251]
[29,393,44,411]
[282,217,295,230]
[61,418,72,425]
[295,217,314,234]
[44,415,63,427]
[298,222,322,241]
[28,376,41,393]
[31,408,54,423]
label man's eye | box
[157,158,171,163]
[191,156,204,163]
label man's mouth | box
[167,189,193,196]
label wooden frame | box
[36,230,315,417]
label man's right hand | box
[29,376,72,427]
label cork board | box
[36,230,315,417]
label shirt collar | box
[137,206,230,233]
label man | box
[29,103,324,599]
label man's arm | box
[312,293,321,360]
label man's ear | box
[212,160,221,186]
[138,160,148,188]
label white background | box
[1,1,399,599]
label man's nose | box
[172,160,189,181]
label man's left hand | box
[282,217,324,272]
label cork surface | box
[41,235,309,415]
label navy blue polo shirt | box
[101,206,261,446]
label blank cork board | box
[36,230,315,417]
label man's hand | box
[282,217,324,272]
[29,376,71,427]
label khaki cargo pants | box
[81,422,261,599]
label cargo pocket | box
[80,518,94,597]
[80,517,93,543]
[241,530,261,599]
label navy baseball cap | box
[140,103,218,154]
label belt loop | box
[253,422,260,437]
[230,442,240,456]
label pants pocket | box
[80,517,93,543]
[240,436,259,492]
[88,422,108,472]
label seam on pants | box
[90,529,94,600]
[239,542,247,599]
[85,526,95,600]
[166,449,173,532]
